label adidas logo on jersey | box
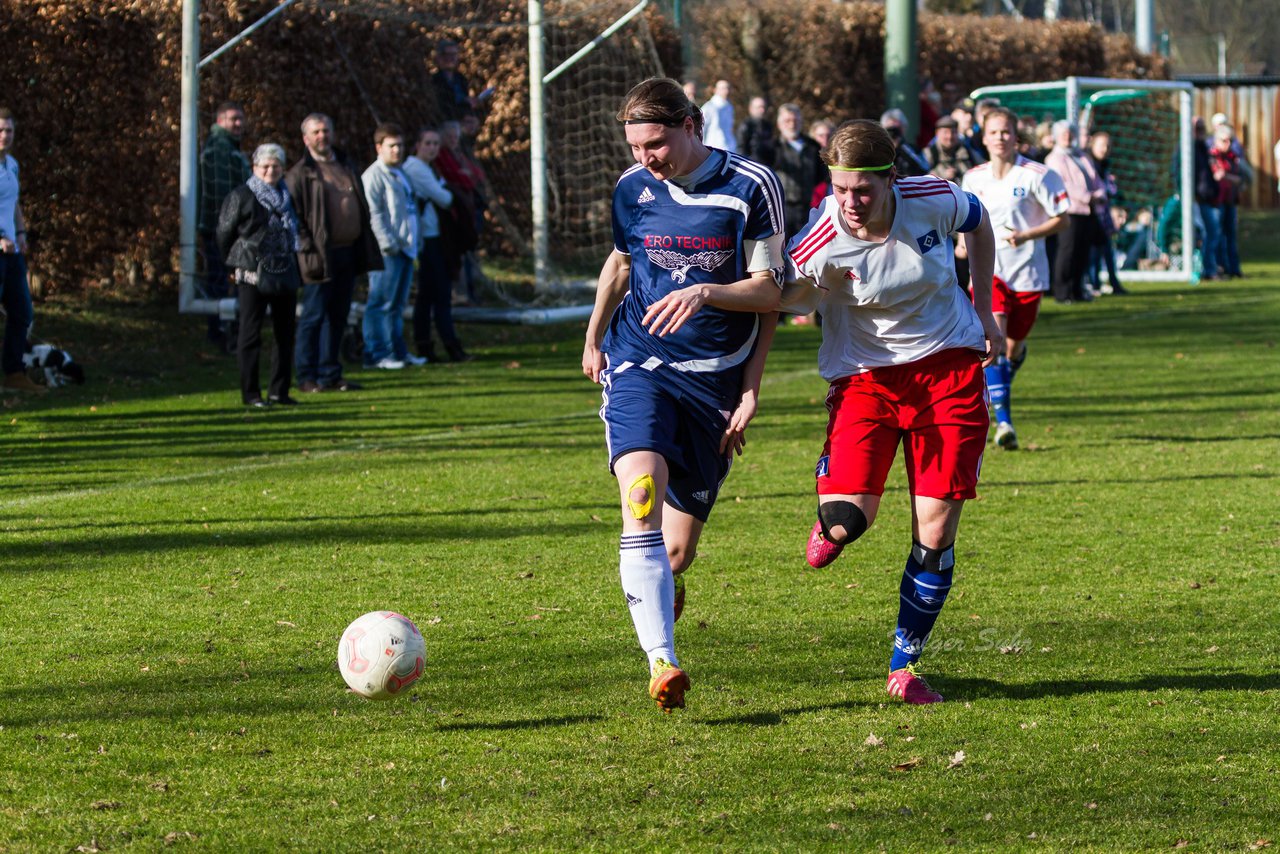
[843,269,860,282]
[626,592,642,608]
[637,187,656,204]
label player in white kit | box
[782,120,1002,704]
[961,107,1069,450]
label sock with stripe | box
[984,355,1012,426]
[619,531,677,669]
[889,541,955,672]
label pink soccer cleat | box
[806,520,844,568]
[649,659,690,713]
[886,664,944,705]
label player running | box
[961,107,1069,450]
[582,78,785,713]
[782,120,1001,704]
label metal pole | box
[199,0,304,69]
[883,0,918,137]
[178,0,200,313]
[1179,88,1194,281]
[544,0,649,84]
[529,0,550,293]
[1134,0,1153,54]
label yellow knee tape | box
[626,473,656,520]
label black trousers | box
[1052,214,1097,301]
[238,282,297,402]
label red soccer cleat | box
[806,520,844,568]
[648,659,690,713]
[886,664,944,705]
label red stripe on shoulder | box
[900,188,954,200]
[790,221,837,266]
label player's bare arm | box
[642,269,781,337]
[582,250,632,382]
[961,207,1004,367]
[1007,212,1067,247]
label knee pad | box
[626,473,656,520]
[818,501,867,545]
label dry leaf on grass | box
[864,733,884,747]
[890,757,922,771]
[947,750,966,769]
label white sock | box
[619,531,677,669]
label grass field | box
[2,214,1278,851]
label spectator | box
[432,39,481,122]
[879,108,929,178]
[436,119,487,305]
[362,123,421,370]
[682,80,698,104]
[809,119,836,153]
[1045,120,1106,303]
[1017,115,1046,162]
[1085,131,1126,295]
[197,101,251,346]
[286,113,382,393]
[951,105,975,142]
[940,81,962,114]
[771,103,826,240]
[1192,117,1220,280]
[402,126,470,363]
[0,107,42,394]
[701,79,736,153]
[216,143,302,407]
[737,96,775,164]
[925,115,984,183]
[1209,124,1245,278]
[916,79,942,150]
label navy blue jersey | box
[605,150,784,391]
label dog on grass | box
[23,343,86,387]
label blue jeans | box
[0,251,34,375]
[363,251,415,363]
[1197,203,1220,277]
[295,245,356,386]
[1217,204,1241,276]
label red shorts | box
[990,276,1042,342]
[816,348,988,500]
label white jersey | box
[785,176,987,381]
[961,156,1068,293]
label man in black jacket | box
[285,113,383,392]
[771,104,826,240]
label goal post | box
[971,77,1196,284]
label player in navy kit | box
[582,78,786,713]
[783,120,1001,704]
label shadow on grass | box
[943,671,1280,700]
[434,713,604,732]
[701,698,865,727]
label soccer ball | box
[337,611,426,700]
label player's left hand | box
[980,315,1005,368]
[643,285,709,337]
[720,388,758,457]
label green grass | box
[2,214,1278,851]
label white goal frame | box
[971,77,1196,284]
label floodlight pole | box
[884,0,918,139]
[1134,0,1154,54]
[529,0,550,293]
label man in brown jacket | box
[286,113,382,392]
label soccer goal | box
[970,77,1196,284]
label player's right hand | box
[582,341,605,383]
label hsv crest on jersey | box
[916,229,941,254]
[644,247,735,283]
[637,186,656,204]
[1013,187,1027,197]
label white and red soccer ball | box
[337,611,426,700]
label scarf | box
[247,175,301,252]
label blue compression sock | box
[984,356,1012,425]
[889,542,955,671]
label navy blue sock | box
[1009,342,1028,380]
[890,542,955,672]
[984,356,1012,425]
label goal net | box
[970,78,1196,283]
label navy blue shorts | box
[599,360,736,522]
